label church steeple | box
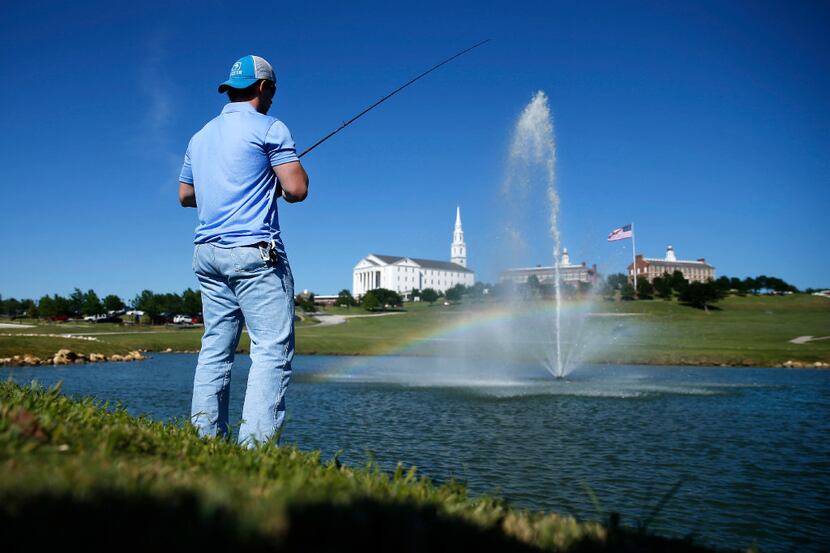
[451,206,467,267]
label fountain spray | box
[505,91,565,379]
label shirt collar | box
[222,102,257,114]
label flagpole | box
[631,222,637,294]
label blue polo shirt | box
[179,102,299,246]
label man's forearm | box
[179,182,197,207]
[275,182,307,203]
[273,161,309,203]
[281,189,304,203]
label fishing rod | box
[298,39,490,158]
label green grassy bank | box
[0,380,730,552]
[1,294,828,367]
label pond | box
[2,353,829,552]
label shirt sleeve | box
[265,120,300,167]
[179,140,194,185]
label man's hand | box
[179,182,197,207]
[273,161,308,203]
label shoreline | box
[0,348,146,367]
[1,379,726,552]
[1,347,827,370]
[1,295,828,370]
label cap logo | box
[230,61,243,77]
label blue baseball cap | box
[218,55,276,93]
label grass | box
[1,295,828,366]
[301,295,830,365]
[589,294,830,366]
[0,379,727,551]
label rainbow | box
[310,299,598,382]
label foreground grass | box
[1,295,828,366]
[0,380,725,552]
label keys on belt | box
[255,240,278,263]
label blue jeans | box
[190,241,295,449]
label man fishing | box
[178,54,308,448]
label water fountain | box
[501,91,570,379]
[329,91,610,385]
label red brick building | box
[628,245,715,284]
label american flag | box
[607,224,633,241]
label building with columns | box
[628,245,715,283]
[498,248,598,285]
[353,207,475,297]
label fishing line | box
[298,39,490,158]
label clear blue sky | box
[1,0,828,301]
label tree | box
[181,289,202,316]
[607,273,628,290]
[756,275,771,293]
[155,292,184,316]
[445,284,465,302]
[53,295,72,318]
[679,281,722,311]
[559,282,577,299]
[754,275,798,294]
[714,276,732,297]
[669,271,689,295]
[620,282,636,300]
[469,281,488,299]
[103,294,126,313]
[597,279,615,301]
[420,288,439,304]
[296,293,317,313]
[133,290,161,322]
[69,288,85,316]
[82,289,104,316]
[539,282,556,298]
[337,289,356,307]
[743,277,758,295]
[362,291,380,311]
[652,275,673,300]
[1,297,21,317]
[21,299,38,319]
[488,282,508,299]
[636,279,654,300]
[526,275,542,298]
[370,288,402,307]
[38,295,57,319]
[729,277,745,295]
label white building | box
[498,248,598,285]
[353,207,475,297]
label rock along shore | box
[0,348,827,370]
[0,348,145,367]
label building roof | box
[370,254,404,265]
[410,257,473,273]
[639,258,714,269]
[366,254,473,274]
[500,264,589,274]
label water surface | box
[3,354,828,552]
